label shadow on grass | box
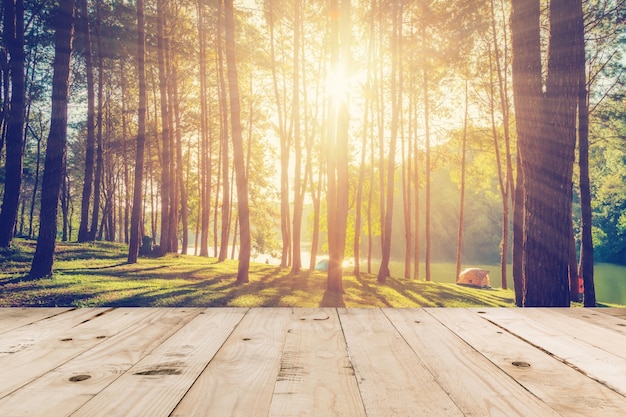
[1,238,520,308]
[320,289,346,308]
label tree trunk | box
[0,0,25,248]
[165,34,178,254]
[77,0,95,243]
[28,132,42,238]
[197,0,210,258]
[412,81,420,281]
[127,0,147,264]
[224,0,251,284]
[512,153,524,306]
[455,82,469,281]
[60,163,70,241]
[326,0,351,293]
[423,67,431,282]
[378,0,401,284]
[30,0,75,278]
[291,0,303,273]
[217,0,231,262]
[512,0,579,306]
[171,65,187,254]
[155,0,171,254]
[575,0,596,307]
[489,0,513,290]
[89,0,103,241]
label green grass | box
[0,239,517,308]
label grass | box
[0,239,517,308]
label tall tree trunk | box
[77,0,95,243]
[172,65,187,254]
[489,0,513,289]
[28,132,42,238]
[165,34,178,253]
[120,60,130,243]
[412,92,420,281]
[355,0,376,277]
[0,0,25,248]
[378,0,401,284]
[60,162,69,241]
[291,0,303,273]
[455,81,469,281]
[156,0,171,254]
[224,0,251,284]
[326,0,351,292]
[267,1,291,268]
[89,0,103,241]
[512,0,578,306]
[513,154,524,305]
[127,0,147,264]
[423,67,431,282]
[197,0,210,258]
[30,0,75,278]
[217,0,231,262]
[575,0,595,307]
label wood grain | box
[478,308,626,396]
[0,307,73,335]
[170,308,291,417]
[71,308,247,417]
[384,308,559,416]
[267,308,366,417]
[430,308,626,416]
[0,308,201,417]
[1,307,624,417]
[0,308,148,398]
[338,308,464,417]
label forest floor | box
[0,238,573,308]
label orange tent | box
[456,268,491,288]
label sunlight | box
[325,64,351,106]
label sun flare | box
[326,65,351,105]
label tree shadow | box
[320,288,346,308]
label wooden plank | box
[0,308,108,358]
[338,308,463,417]
[266,308,366,417]
[599,308,626,319]
[519,308,626,359]
[71,308,248,417]
[429,308,626,416]
[0,308,201,417]
[384,308,560,416]
[170,308,291,417]
[478,308,626,397]
[0,308,153,399]
[0,308,74,335]
[552,308,626,338]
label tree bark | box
[291,0,303,273]
[575,0,596,307]
[77,0,95,243]
[217,0,231,262]
[455,81,469,281]
[89,0,103,241]
[30,0,75,278]
[378,0,401,284]
[0,0,25,248]
[156,0,171,254]
[224,0,251,284]
[326,0,350,293]
[511,0,579,306]
[127,0,147,264]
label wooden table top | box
[0,307,625,416]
